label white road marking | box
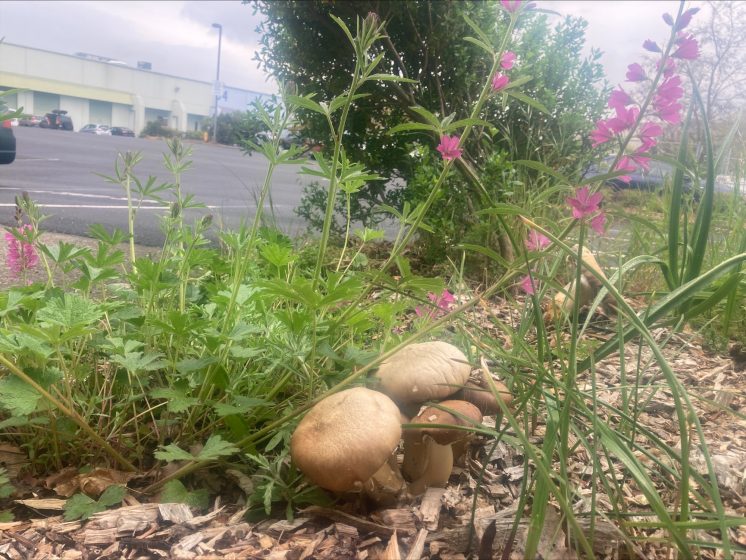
[2,189,160,204]
[0,204,168,210]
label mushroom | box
[374,341,472,416]
[404,399,482,496]
[291,387,406,504]
[544,246,616,322]
[454,361,513,416]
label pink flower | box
[655,76,683,107]
[626,63,647,82]
[5,225,38,277]
[629,150,651,172]
[657,57,676,78]
[519,274,536,295]
[567,186,603,219]
[643,40,662,53]
[657,102,683,124]
[607,106,639,134]
[608,88,632,112]
[673,34,698,60]
[638,122,663,146]
[614,156,637,183]
[492,73,510,91]
[501,0,522,13]
[590,212,606,235]
[637,122,663,143]
[415,290,456,318]
[675,7,699,31]
[589,119,615,148]
[436,135,462,161]
[500,51,516,70]
[525,230,550,251]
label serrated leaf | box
[150,388,199,413]
[63,493,97,521]
[175,357,217,375]
[197,435,239,462]
[98,485,127,507]
[160,479,209,509]
[36,294,103,330]
[0,375,42,416]
[154,443,195,462]
[213,397,266,417]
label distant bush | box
[140,120,177,138]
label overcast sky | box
[0,1,707,95]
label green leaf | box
[63,485,126,521]
[463,36,494,56]
[366,74,418,83]
[98,485,127,507]
[505,91,550,114]
[0,375,42,416]
[409,106,442,128]
[286,94,327,116]
[389,122,438,135]
[514,160,569,183]
[154,444,195,462]
[197,435,239,462]
[150,387,199,414]
[63,493,97,521]
[160,479,209,509]
[36,294,103,330]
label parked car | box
[40,110,74,131]
[110,126,135,137]
[584,156,693,192]
[0,119,16,164]
[19,115,43,127]
[80,123,111,135]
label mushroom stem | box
[363,452,407,506]
[407,436,454,496]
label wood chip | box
[418,487,445,530]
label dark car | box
[110,126,135,137]
[40,109,74,131]
[0,119,16,164]
[19,115,43,127]
[584,156,692,192]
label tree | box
[689,1,746,172]
[252,1,607,241]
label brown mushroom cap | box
[291,387,402,493]
[456,379,513,416]
[375,341,471,404]
[410,400,482,445]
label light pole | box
[211,22,222,144]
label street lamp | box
[211,22,222,144]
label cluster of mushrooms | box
[290,341,513,505]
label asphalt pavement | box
[0,127,317,246]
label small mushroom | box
[544,246,616,322]
[375,341,472,415]
[403,400,482,496]
[291,387,406,504]
[455,364,513,416]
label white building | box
[0,42,270,133]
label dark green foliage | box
[253,0,608,233]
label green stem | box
[0,355,137,472]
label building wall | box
[0,42,270,134]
